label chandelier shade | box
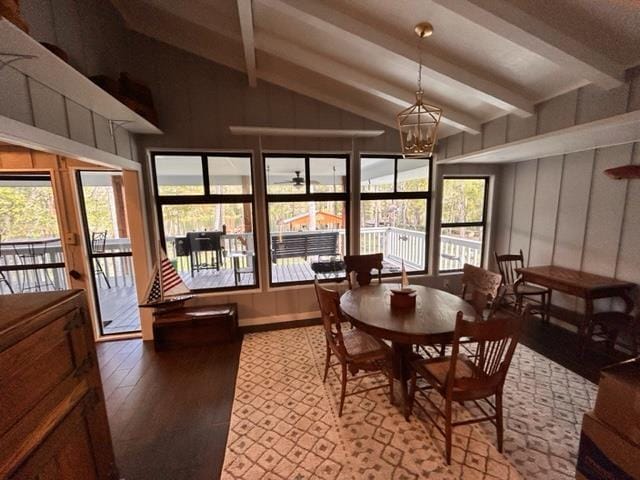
[397,22,442,159]
[397,91,442,158]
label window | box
[360,155,431,274]
[151,152,257,291]
[439,177,489,272]
[0,174,67,295]
[265,154,349,285]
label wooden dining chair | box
[460,263,503,318]
[408,311,522,464]
[344,253,383,289]
[314,279,393,416]
[494,250,551,321]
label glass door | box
[77,171,141,335]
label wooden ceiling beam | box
[115,3,400,131]
[432,0,625,90]
[236,0,257,87]
[257,0,535,117]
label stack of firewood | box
[0,0,28,33]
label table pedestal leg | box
[391,342,412,420]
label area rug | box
[221,326,596,479]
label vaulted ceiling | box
[110,0,640,140]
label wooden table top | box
[340,283,476,345]
[516,265,635,292]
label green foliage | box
[0,186,59,239]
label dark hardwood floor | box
[97,338,241,480]
[96,315,630,479]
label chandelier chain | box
[417,36,423,92]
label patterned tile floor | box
[221,326,597,479]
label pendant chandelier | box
[397,22,442,158]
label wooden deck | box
[97,260,407,334]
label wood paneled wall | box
[438,71,640,316]
[1,0,136,161]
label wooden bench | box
[271,231,339,262]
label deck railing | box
[0,230,483,294]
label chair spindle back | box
[494,250,525,287]
[448,312,521,393]
[314,280,347,355]
[344,253,383,288]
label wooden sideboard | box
[0,290,118,479]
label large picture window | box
[151,152,257,291]
[439,177,489,272]
[265,154,349,285]
[360,155,431,274]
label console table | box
[515,265,636,352]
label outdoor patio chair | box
[91,231,111,289]
[0,235,14,293]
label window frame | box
[439,175,490,273]
[359,154,433,276]
[149,150,259,293]
[263,153,351,287]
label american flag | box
[144,250,189,304]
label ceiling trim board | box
[237,0,257,87]
[229,126,384,137]
[254,30,481,134]
[432,0,625,90]
[0,114,140,170]
[257,0,535,117]
[438,110,640,164]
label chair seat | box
[342,328,388,361]
[505,283,549,296]
[412,354,479,391]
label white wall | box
[0,0,136,161]
[438,70,640,320]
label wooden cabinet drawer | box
[8,388,102,480]
[0,306,91,437]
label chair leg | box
[95,260,111,289]
[323,342,331,383]
[387,366,394,405]
[445,400,453,465]
[496,391,504,453]
[338,363,348,417]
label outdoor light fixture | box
[396,22,442,158]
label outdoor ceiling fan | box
[270,169,319,188]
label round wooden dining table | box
[340,283,476,417]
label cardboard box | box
[594,358,640,445]
[576,411,640,480]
